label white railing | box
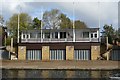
[21,38,99,43]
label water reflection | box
[2,69,120,79]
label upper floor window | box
[30,33,36,38]
[91,33,97,38]
[83,32,89,38]
[60,32,66,38]
[55,32,58,38]
[23,34,26,39]
[95,33,97,38]
[37,33,41,38]
[44,32,50,38]
[91,34,93,38]
[26,34,29,38]
[22,34,29,39]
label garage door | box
[111,50,120,60]
[26,50,42,60]
[74,50,90,60]
[50,49,65,60]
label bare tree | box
[43,9,61,29]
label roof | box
[21,28,99,33]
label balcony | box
[20,28,100,43]
[21,38,99,43]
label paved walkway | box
[1,60,120,70]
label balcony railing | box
[21,38,99,43]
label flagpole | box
[98,1,100,42]
[41,7,43,42]
[18,6,20,43]
[73,1,75,42]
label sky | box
[0,0,119,31]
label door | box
[111,50,120,60]
[74,50,90,60]
[26,50,42,60]
[50,49,65,60]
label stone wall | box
[42,46,49,61]
[18,46,26,60]
[66,46,74,60]
[91,46,100,60]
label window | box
[83,32,89,38]
[30,33,36,38]
[26,50,42,60]
[91,34,93,38]
[44,32,50,38]
[74,50,90,60]
[26,34,29,38]
[95,34,97,38]
[37,33,41,38]
[50,49,65,60]
[23,34,26,39]
[60,32,66,38]
[55,32,58,38]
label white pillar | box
[58,32,60,39]
[89,32,91,42]
[36,33,37,38]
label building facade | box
[18,28,100,60]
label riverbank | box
[1,60,120,70]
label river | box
[1,69,120,79]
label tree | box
[102,24,115,44]
[60,13,72,29]
[6,13,32,38]
[6,13,32,45]
[0,15,4,25]
[43,9,61,29]
[75,20,87,29]
[118,28,120,38]
[0,15,4,35]
[32,17,41,29]
[43,9,87,29]
[115,28,120,42]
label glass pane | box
[83,32,89,38]
[37,33,41,38]
[44,32,50,38]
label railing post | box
[58,32,60,39]
[89,32,91,42]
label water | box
[1,69,120,79]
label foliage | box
[118,28,120,38]
[102,24,115,44]
[60,13,72,29]
[6,37,11,46]
[6,13,32,38]
[0,15,4,25]
[32,17,41,29]
[43,9,87,29]
[103,24,115,36]
[75,20,87,29]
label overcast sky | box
[0,0,119,30]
